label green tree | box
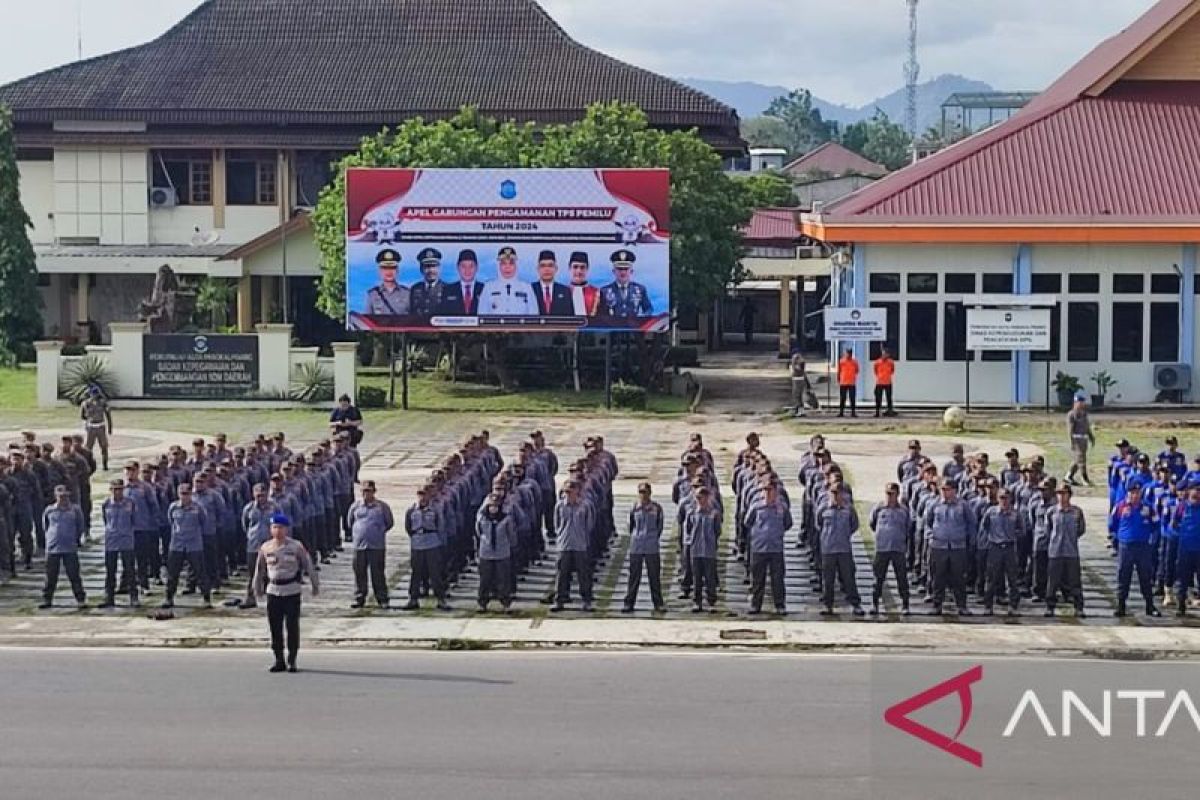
[312,103,752,319]
[193,277,237,330]
[841,111,912,172]
[839,120,870,157]
[0,105,42,363]
[739,172,797,208]
[763,89,836,156]
[740,115,792,151]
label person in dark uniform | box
[39,485,88,610]
[347,480,392,609]
[364,249,411,316]
[100,479,138,608]
[409,247,447,318]
[601,250,653,318]
[252,514,319,673]
[623,482,665,613]
[531,250,573,316]
[329,394,364,447]
[437,249,486,316]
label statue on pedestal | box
[138,264,195,333]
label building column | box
[851,247,868,395]
[237,274,253,332]
[332,342,358,403]
[108,322,148,398]
[1012,244,1033,406]
[35,340,63,408]
[75,273,91,343]
[777,277,791,358]
[1181,244,1197,400]
[212,148,227,230]
[257,324,294,396]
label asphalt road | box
[1,649,1197,799]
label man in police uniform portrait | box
[364,249,411,316]
[479,247,536,316]
[601,250,653,318]
[437,249,487,316]
[409,247,447,318]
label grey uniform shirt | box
[476,513,516,561]
[818,504,859,555]
[366,283,411,315]
[924,499,977,550]
[746,501,793,555]
[102,497,136,552]
[1066,409,1093,442]
[1047,505,1086,559]
[684,506,722,559]
[555,500,593,553]
[980,506,1025,547]
[870,503,910,554]
[405,504,442,551]
[628,502,664,556]
[168,502,208,553]
[44,503,87,555]
[242,500,280,554]
[349,500,394,550]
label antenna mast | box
[905,0,920,139]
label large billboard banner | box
[345,168,671,333]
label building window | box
[907,273,938,294]
[151,150,213,205]
[906,301,937,361]
[869,301,900,360]
[1150,302,1179,362]
[1151,274,1181,294]
[1111,302,1143,362]
[1031,274,1061,294]
[1068,274,1100,293]
[870,273,901,294]
[945,273,976,293]
[1032,304,1062,362]
[1067,302,1099,362]
[227,150,278,205]
[981,274,1012,293]
[1113,274,1144,294]
[942,302,974,362]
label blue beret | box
[270,513,291,527]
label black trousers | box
[838,386,857,416]
[1029,550,1049,599]
[679,542,694,594]
[14,510,34,565]
[353,548,389,605]
[983,545,1020,610]
[625,553,663,609]
[337,495,352,541]
[104,550,137,602]
[749,552,786,611]
[191,537,220,589]
[267,593,301,665]
[134,531,157,590]
[43,553,85,603]
[874,384,894,415]
[1046,557,1084,611]
[556,550,593,605]
[930,548,968,610]
[974,548,991,596]
[478,558,513,606]
[166,549,210,601]
[408,547,446,602]
[821,552,861,608]
[872,551,910,606]
[691,556,718,607]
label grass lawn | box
[0,366,37,410]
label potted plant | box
[1090,370,1118,409]
[1051,371,1084,409]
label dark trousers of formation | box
[353,549,389,607]
[267,594,301,667]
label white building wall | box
[53,148,149,244]
[18,161,55,244]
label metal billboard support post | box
[604,335,613,410]
[1045,360,1051,413]
[965,354,971,414]
[388,333,397,408]
[401,332,410,411]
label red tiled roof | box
[744,208,801,242]
[783,142,886,178]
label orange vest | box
[837,357,859,386]
[874,357,895,386]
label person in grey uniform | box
[980,489,1025,616]
[923,481,977,616]
[552,480,596,612]
[1045,484,1087,617]
[1065,394,1095,487]
[869,483,911,615]
[100,479,138,608]
[475,494,516,611]
[80,386,114,471]
[403,487,450,611]
[162,483,212,610]
[348,480,393,609]
[38,485,88,610]
[745,482,792,614]
[364,249,411,316]
[817,484,864,615]
[683,486,722,613]
[239,484,279,609]
[623,482,665,613]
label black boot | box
[1114,600,1127,617]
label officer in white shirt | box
[479,247,536,316]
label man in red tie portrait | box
[532,250,574,316]
[437,249,487,316]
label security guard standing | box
[869,483,911,615]
[364,249,412,316]
[552,480,596,612]
[683,486,722,613]
[100,479,138,608]
[403,487,450,611]
[745,482,792,614]
[80,386,114,471]
[252,514,319,673]
[348,480,392,609]
[38,485,88,610]
[475,494,516,611]
[924,480,977,616]
[409,247,446,318]
[1045,484,1087,618]
[1065,393,1095,486]
[980,489,1024,616]
[239,484,279,609]
[600,250,652,318]
[162,483,212,610]
[623,482,665,613]
[817,484,864,616]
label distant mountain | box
[680,74,1000,132]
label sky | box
[0,0,1162,106]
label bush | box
[357,385,387,409]
[405,344,433,372]
[611,381,647,410]
[61,344,87,357]
[664,346,700,368]
[289,362,334,403]
[58,355,118,404]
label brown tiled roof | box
[0,0,738,141]
[782,142,886,179]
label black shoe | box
[1115,602,1127,618]
[691,606,702,613]
[288,664,298,673]
[350,600,365,609]
[901,605,911,616]
[1147,605,1162,618]
[477,602,488,612]
[775,607,787,616]
[98,599,115,609]
[37,601,52,609]
[957,608,972,616]
[1043,608,1055,618]
[1077,609,1088,618]
[820,606,834,616]
[852,606,865,617]
[748,607,761,615]
[551,605,565,613]
[400,601,420,611]
[269,662,287,673]
[436,602,452,612]
[620,606,634,614]
[982,607,994,616]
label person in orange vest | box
[837,349,859,418]
[873,347,897,418]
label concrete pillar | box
[260,275,277,323]
[35,340,63,408]
[75,273,90,342]
[108,322,148,398]
[332,342,358,402]
[851,247,868,395]
[256,324,293,396]
[212,148,226,230]
[1012,244,1033,406]
[777,278,792,358]
[237,274,253,332]
[1181,244,1197,400]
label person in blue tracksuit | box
[1109,483,1161,618]
[1158,436,1188,483]
[1180,457,1200,492]
[1157,481,1180,607]
[1174,485,1200,617]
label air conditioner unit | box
[796,245,823,259]
[1154,363,1192,392]
[149,186,178,208]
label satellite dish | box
[190,228,222,247]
